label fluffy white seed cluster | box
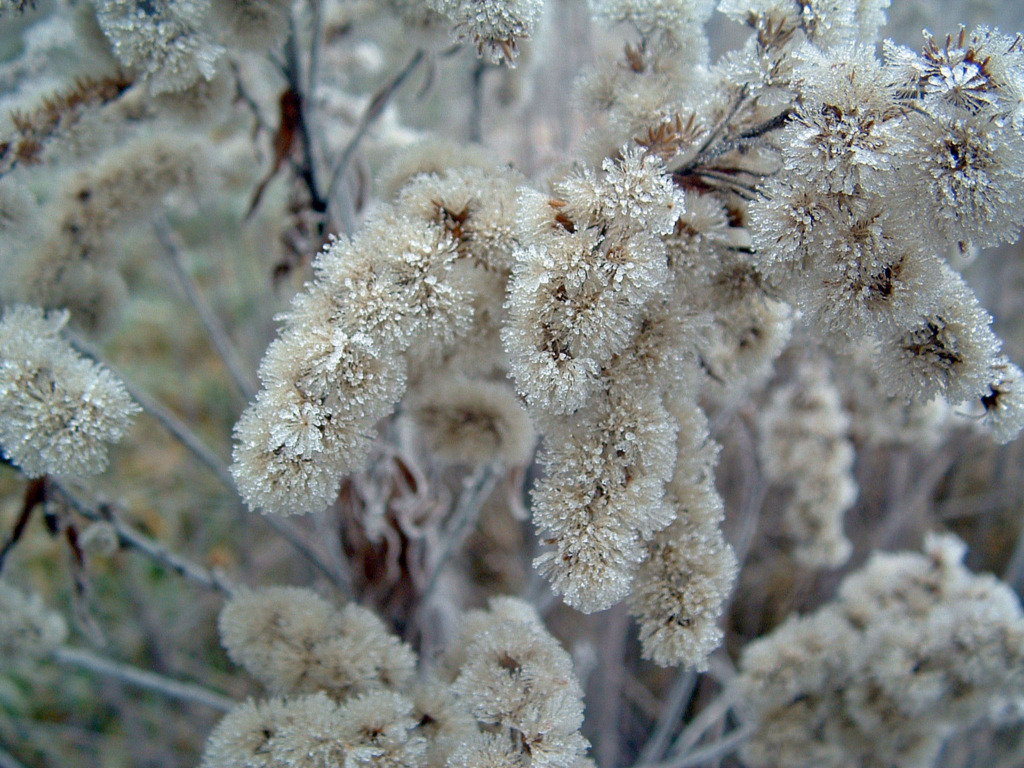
[94,0,225,94]
[738,533,1024,768]
[0,305,139,479]
[504,145,743,668]
[505,147,685,612]
[757,361,856,568]
[448,597,591,768]
[405,376,534,466]
[979,357,1024,444]
[591,0,715,59]
[628,395,736,670]
[205,591,591,768]
[2,133,205,333]
[0,580,68,663]
[747,28,1024,436]
[427,0,543,64]
[218,586,416,697]
[231,165,521,516]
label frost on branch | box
[231,164,522,516]
[738,534,1024,768]
[0,305,139,480]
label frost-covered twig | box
[635,669,698,766]
[65,329,235,489]
[668,688,742,760]
[652,723,755,768]
[324,49,426,220]
[413,462,502,621]
[153,219,257,400]
[64,333,350,594]
[52,646,235,712]
[49,480,236,595]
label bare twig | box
[153,219,258,400]
[0,477,44,575]
[64,333,351,595]
[49,480,236,595]
[636,669,699,766]
[468,59,487,143]
[52,646,236,713]
[325,49,426,222]
[649,723,755,768]
[263,513,355,599]
[668,688,742,759]
[415,463,502,610]
[595,604,630,768]
[65,330,236,490]
[284,17,327,212]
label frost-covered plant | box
[204,590,590,768]
[757,359,856,567]
[737,533,1024,768]
[0,579,67,663]
[0,304,138,478]
[2,0,1024,766]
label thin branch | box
[677,86,750,173]
[48,480,236,595]
[417,463,501,606]
[0,477,44,575]
[52,646,236,713]
[668,688,742,759]
[260,513,354,599]
[325,49,426,222]
[468,59,487,143]
[636,670,699,766]
[153,219,258,400]
[595,604,631,768]
[649,723,756,768]
[673,104,792,178]
[284,15,327,212]
[66,330,236,490]
[57,337,350,595]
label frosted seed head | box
[217,586,337,692]
[978,358,1024,444]
[876,265,1000,405]
[0,580,67,664]
[95,0,225,94]
[406,376,534,466]
[0,305,139,479]
[630,518,737,669]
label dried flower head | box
[0,305,139,479]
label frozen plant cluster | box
[206,589,591,768]
[737,533,1024,768]
[756,359,856,567]
[0,578,68,662]
[0,0,1024,766]
[0,304,138,479]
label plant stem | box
[49,480,236,595]
[52,646,236,713]
[325,49,426,222]
[0,746,28,768]
[153,219,257,401]
[635,669,699,766]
